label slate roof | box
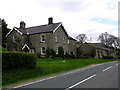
[15,22,61,35]
[27,43,34,49]
[68,36,77,41]
[91,43,110,51]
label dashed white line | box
[65,74,96,90]
[116,64,118,66]
[12,64,99,89]
[102,66,112,72]
[11,62,116,89]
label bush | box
[46,48,56,58]
[2,48,8,52]
[76,43,96,58]
[64,52,71,59]
[36,53,41,58]
[80,51,91,59]
[102,56,113,59]
[0,46,7,52]
[118,56,120,59]
[2,52,37,72]
[57,46,64,58]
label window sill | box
[41,41,45,43]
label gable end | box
[6,27,23,37]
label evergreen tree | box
[2,19,9,48]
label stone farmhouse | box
[6,17,77,56]
[6,17,115,58]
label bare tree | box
[98,32,113,47]
[113,37,120,49]
[98,32,120,49]
[76,34,88,43]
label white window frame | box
[56,46,58,54]
[13,36,16,42]
[63,37,65,43]
[41,47,46,55]
[55,35,58,42]
[73,51,75,55]
[40,35,45,42]
[68,40,70,44]
[13,48,16,51]
[73,42,74,45]
[29,49,34,53]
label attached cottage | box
[91,43,115,58]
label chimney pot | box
[20,21,26,28]
[48,17,53,24]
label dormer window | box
[41,35,45,42]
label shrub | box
[0,46,7,52]
[80,51,91,58]
[57,46,64,58]
[36,53,41,58]
[76,43,96,58]
[64,52,71,59]
[118,56,120,59]
[102,56,113,59]
[46,48,56,58]
[2,52,37,72]
[2,48,8,52]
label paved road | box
[10,61,119,89]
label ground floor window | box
[70,51,74,55]
[41,47,46,55]
[29,49,35,53]
[56,47,58,54]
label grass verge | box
[2,58,116,87]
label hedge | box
[2,52,37,72]
[102,56,113,59]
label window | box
[13,48,16,51]
[41,35,45,42]
[13,36,17,42]
[70,52,74,55]
[55,36,58,42]
[73,42,74,45]
[63,37,65,43]
[30,49,34,53]
[41,47,46,55]
[56,47,58,54]
[68,40,70,44]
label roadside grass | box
[2,58,116,86]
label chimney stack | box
[48,17,53,25]
[20,21,26,28]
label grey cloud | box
[37,1,86,12]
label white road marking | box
[13,78,46,88]
[13,76,58,89]
[116,64,118,66]
[65,74,96,90]
[102,66,112,72]
[12,64,99,89]
[11,61,116,89]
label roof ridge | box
[26,22,62,29]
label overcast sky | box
[0,0,119,42]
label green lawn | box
[2,58,116,86]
